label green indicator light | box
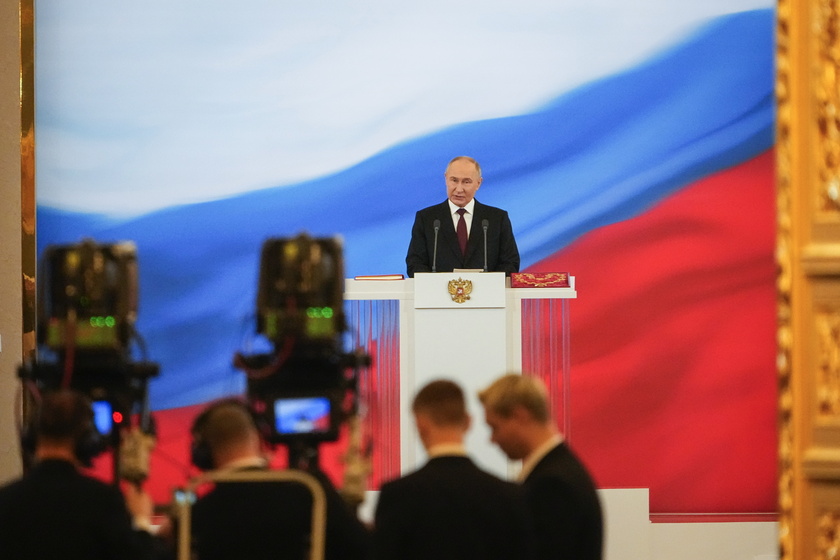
[89,317,97,327]
[322,307,333,319]
[105,316,116,327]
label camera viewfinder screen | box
[92,400,113,436]
[274,397,331,434]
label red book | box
[510,272,571,288]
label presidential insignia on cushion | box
[510,272,570,288]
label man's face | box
[483,407,529,461]
[445,159,482,207]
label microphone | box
[482,219,489,272]
[432,219,441,272]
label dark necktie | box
[456,208,468,255]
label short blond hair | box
[478,374,550,423]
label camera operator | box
[182,398,371,560]
[0,389,156,560]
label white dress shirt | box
[447,199,476,237]
[427,442,469,459]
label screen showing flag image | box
[274,397,332,435]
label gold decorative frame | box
[777,0,840,559]
[816,309,840,417]
[20,0,36,360]
[816,510,840,559]
[814,0,840,217]
[775,0,795,555]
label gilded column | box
[777,0,840,558]
[20,0,35,360]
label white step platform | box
[358,487,779,560]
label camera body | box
[19,239,158,478]
[37,240,138,357]
[239,234,365,456]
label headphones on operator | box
[20,390,107,469]
[190,398,264,471]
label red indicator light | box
[112,411,124,423]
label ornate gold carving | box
[779,0,840,556]
[817,510,840,560]
[447,278,472,304]
[817,309,840,416]
[21,0,36,358]
[816,0,840,215]
[776,0,795,558]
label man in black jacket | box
[374,379,535,560]
[186,399,370,560]
[0,389,155,560]
[479,374,603,560]
[405,156,520,277]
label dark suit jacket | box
[374,455,535,560]
[522,443,603,560]
[0,459,153,560]
[191,467,370,560]
[405,200,520,277]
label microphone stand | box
[432,219,440,272]
[482,219,489,272]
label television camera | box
[233,234,370,473]
[18,239,159,483]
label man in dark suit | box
[373,379,535,560]
[0,389,155,560]
[479,374,603,560]
[185,399,370,560]
[405,156,520,277]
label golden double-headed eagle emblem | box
[447,277,472,304]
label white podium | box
[344,273,576,481]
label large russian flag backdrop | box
[35,1,776,514]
